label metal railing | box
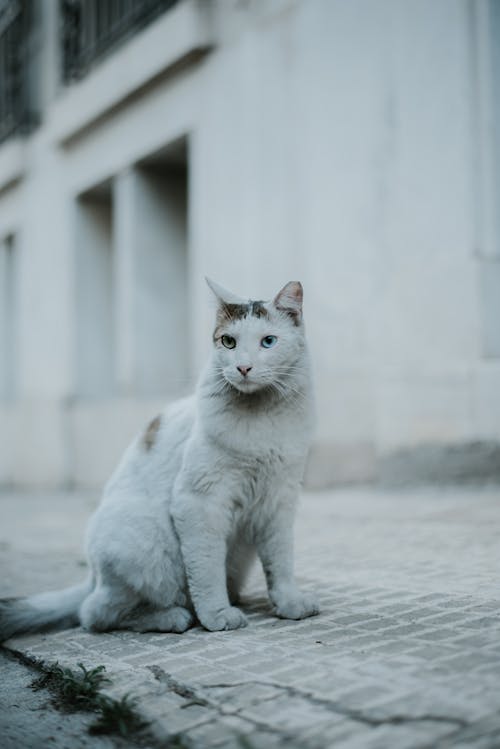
[61,0,182,83]
[0,0,37,145]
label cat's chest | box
[232,451,293,518]
[213,403,311,460]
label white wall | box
[0,0,498,488]
[193,0,500,481]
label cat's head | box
[207,278,306,394]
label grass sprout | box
[32,662,109,709]
[89,693,148,737]
[31,660,148,738]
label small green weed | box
[32,662,110,710]
[90,693,148,737]
[166,738,193,749]
[237,736,256,749]
[31,660,148,739]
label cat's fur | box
[0,280,319,640]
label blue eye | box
[261,335,277,349]
[221,335,236,349]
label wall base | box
[304,440,500,489]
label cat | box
[0,279,319,640]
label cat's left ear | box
[273,281,303,325]
[205,277,247,306]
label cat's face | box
[208,280,305,394]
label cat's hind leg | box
[80,584,194,633]
[79,582,134,632]
[119,606,194,633]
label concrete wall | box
[0,0,499,489]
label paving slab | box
[1,485,500,748]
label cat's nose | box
[237,365,252,377]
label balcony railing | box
[61,0,182,83]
[0,0,37,146]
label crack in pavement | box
[147,665,307,743]
[147,666,468,735]
[202,679,469,730]
[419,714,500,749]
[147,666,211,708]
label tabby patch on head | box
[213,300,269,341]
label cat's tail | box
[0,577,93,642]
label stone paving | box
[1,485,500,748]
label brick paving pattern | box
[1,485,499,748]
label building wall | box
[0,0,499,489]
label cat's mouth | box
[225,375,264,394]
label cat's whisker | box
[209,379,233,397]
[273,379,308,407]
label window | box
[60,0,181,82]
[0,0,38,145]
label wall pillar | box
[113,168,137,396]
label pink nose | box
[237,365,252,377]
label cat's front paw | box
[273,591,320,620]
[199,606,248,632]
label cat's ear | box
[205,277,247,306]
[273,281,303,324]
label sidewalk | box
[1,485,499,748]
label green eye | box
[221,335,236,349]
[261,335,278,349]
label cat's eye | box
[221,335,236,349]
[261,335,278,349]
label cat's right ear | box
[273,281,303,325]
[205,277,247,306]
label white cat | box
[0,279,319,639]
